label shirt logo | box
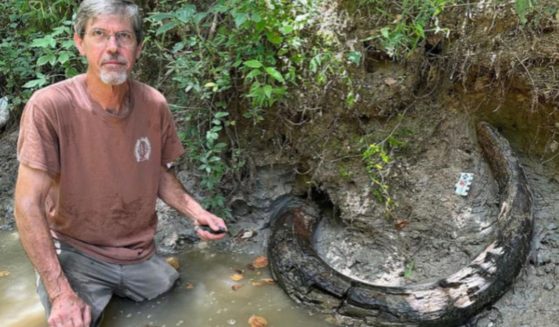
[134,137,151,162]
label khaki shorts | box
[37,240,179,327]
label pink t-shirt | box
[17,74,185,263]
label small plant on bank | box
[350,0,453,59]
[361,135,404,213]
[514,0,535,24]
[404,259,415,279]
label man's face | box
[74,15,142,86]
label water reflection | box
[0,231,333,327]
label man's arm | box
[158,166,227,240]
[14,164,91,327]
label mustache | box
[101,56,127,65]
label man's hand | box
[48,290,91,327]
[193,211,228,241]
[158,166,228,241]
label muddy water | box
[0,232,45,327]
[0,232,333,327]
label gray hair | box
[74,0,143,43]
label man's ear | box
[74,32,85,56]
[135,41,143,60]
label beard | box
[100,69,128,85]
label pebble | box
[543,282,555,291]
[536,251,551,266]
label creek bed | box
[0,231,333,327]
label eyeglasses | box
[87,28,136,47]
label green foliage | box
[147,0,344,119]
[513,0,558,26]
[24,21,84,89]
[146,0,348,214]
[0,0,81,109]
[361,136,405,213]
[337,163,354,181]
[362,143,394,211]
[354,0,453,59]
[515,0,534,24]
[179,110,234,217]
[404,259,415,279]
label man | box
[14,1,227,326]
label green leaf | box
[243,60,263,69]
[206,131,219,141]
[149,12,176,22]
[264,67,285,83]
[347,51,362,65]
[279,25,294,35]
[214,111,229,119]
[37,55,50,66]
[49,54,58,66]
[57,51,72,64]
[214,142,227,150]
[210,4,229,14]
[172,42,185,53]
[156,22,177,35]
[263,85,273,99]
[404,261,415,279]
[272,86,287,97]
[176,5,197,23]
[65,67,79,77]
[51,26,67,37]
[414,23,425,39]
[232,12,249,27]
[309,55,321,73]
[31,36,56,48]
[245,69,262,80]
[37,53,56,66]
[515,0,532,24]
[61,40,75,49]
[193,12,208,25]
[266,32,283,45]
[251,12,262,23]
[381,27,391,39]
[23,77,47,89]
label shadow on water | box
[0,231,334,327]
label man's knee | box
[36,242,115,327]
[120,254,179,301]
